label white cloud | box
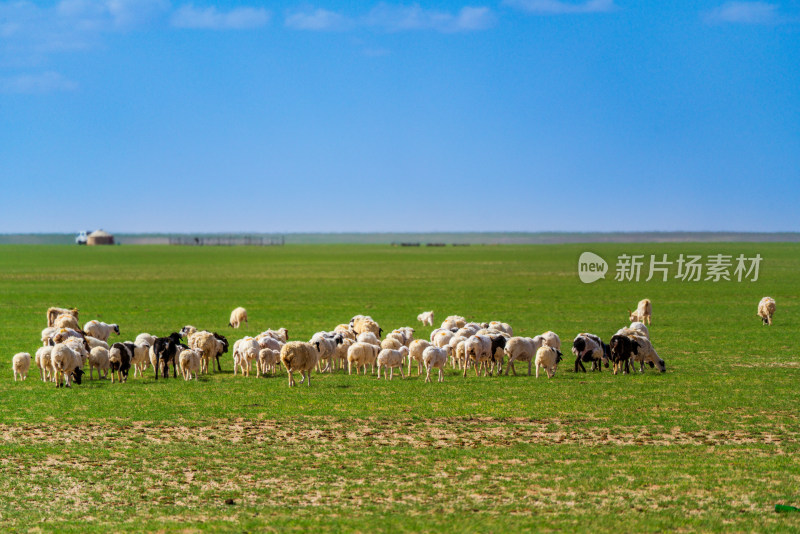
[365,4,495,32]
[504,0,616,15]
[286,4,494,33]
[171,5,271,30]
[285,8,352,31]
[704,2,779,24]
[0,71,78,93]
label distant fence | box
[169,235,285,246]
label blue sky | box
[1,0,798,233]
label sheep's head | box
[572,336,586,356]
[113,324,120,335]
[72,367,84,385]
[556,349,563,363]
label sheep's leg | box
[438,368,444,382]
[389,368,393,381]
[425,366,432,383]
[398,367,404,380]
[306,370,311,387]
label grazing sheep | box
[448,335,467,369]
[488,321,513,336]
[129,341,151,378]
[432,329,455,349]
[350,315,382,337]
[356,331,381,347]
[88,346,110,380]
[83,320,120,342]
[333,324,357,341]
[310,332,342,373]
[380,337,404,351]
[135,333,157,347]
[41,327,57,346]
[152,333,182,379]
[441,315,466,330]
[417,311,434,326]
[51,328,85,345]
[179,349,202,380]
[463,335,492,377]
[347,342,380,375]
[628,334,666,373]
[629,298,652,325]
[486,333,508,376]
[408,339,432,376]
[257,348,280,377]
[256,334,284,352]
[109,342,134,383]
[233,337,261,377]
[85,336,109,350]
[388,327,415,347]
[628,322,649,338]
[377,347,408,380]
[533,331,562,352]
[280,341,320,387]
[609,334,637,375]
[423,345,450,383]
[258,328,289,343]
[50,343,84,387]
[35,346,53,382]
[47,307,78,328]
[333,337,355,372]
[191,331,229,374]
[571,334,609,373]
[229,307,248,328]
[12,352,31,381]
[63,337,89,368]
[503,337,537,376]
[535,345,563,378]
[758,297,776,326]
[53,313,81,331]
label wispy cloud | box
[286,4,495,33]
[504,0,616,15]
[704,2,780,24]
[285,8,353,31]
[171,5,271,30]
[0,71,78,93]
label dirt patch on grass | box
[0,417,796,449]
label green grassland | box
[0,243,798,532]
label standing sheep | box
[535,345,563,379]
[350,315,382,337]
[347,342,381,375]
[53,314,81,331]
[12,352,31,381]
[503,337,537,376]
[280,341,320,387]
[83,320,120,342]
[257,348,280,377]
[229,307,248,328]
[109,342,134,383]
[422,345,450,383]
[35,346,53,382]
[179,349,202,380]
[88,346,110,380]
[50,343,85,387]
[629,299,652,325]
[408,339,432,376]
[463,335,492,377]
[377,347,408,380]
[232,337,261,377]
[758,297,776,326]
[417,311,434,327]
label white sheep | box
[280,341,320,387]
[380,337,404,351]
[53,313,80,330]
[423,345,450,383]
[432,329,455,349]
[83,320,120,342]
[63,337,89,368]
[232,337,260,377]
[377,347,409,380]
[347,342,380,375]
[88,346,110,380]
[135,333,157,347]
[47,307,78,328]
[12,352,31,381]
[628,334,666,373]
[488,321,513,336]
[41,327,57,347]
[417,311,434,326]
[533,331,561,352]
[257,348,280,377]
[463,335,492,377]
[388,327,415,347]
[35,346,53,382]
[85,336,109,350]
[448,335,467,369]
[179,349,202,380]
[258,328,289,343]
[229,307,248,328]
[333,337,355,372]
[535,345,562,378]
[191,331,226,374]
[628,322,649,338]
[629,298,652,325]
[333,324,357,341]
[50,343,84,387]
[503,337,537,376]
[441,315,466,330]
[758,297,776,326]
[310,332,340,373]
[356,331,381,347]
[408,339,432,376]
[350,315,381,337]
[129,341,151,378]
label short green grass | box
[0,243,798,532]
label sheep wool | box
[280,341,320,387]
[758,297,776,326]
[417,311,434,327]
[535,345,561,379]
[12,352,31,381]
[229,307,248,329]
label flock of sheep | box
[9,296,777,386]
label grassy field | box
[0,243,798,532]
